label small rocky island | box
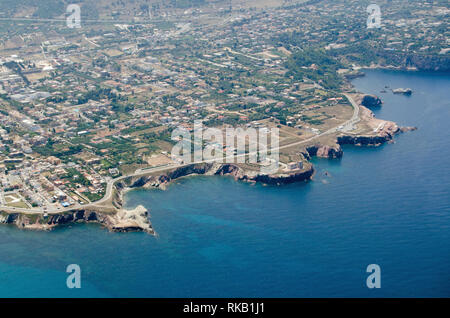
[392,88,413,95]
[361,94,383,107]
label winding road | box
[0,94,360,215]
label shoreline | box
[0,73,419,234]
[0,113,412,235]
[348,65,450,80]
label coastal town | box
[0,0,447,217]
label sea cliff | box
[0,205,154,234]
[0,163,315,234]
[120,162,315,190]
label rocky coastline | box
[305,144,344,159]
[120,162,316,191]
[0,204,155,235]
[0,162,316,234]
[0,92,417,235]
[0,107,414,234]
[375,51,450,72]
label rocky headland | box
[0,204,154,235]
[120,162,315,191]
[0,162,316,234]
[339,104,416,146]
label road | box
[0,95,360,215]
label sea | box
[0,69,448,297]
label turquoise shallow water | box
[0,69,449,297]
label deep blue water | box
[0,69,449,297]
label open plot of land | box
[5,194,29,209]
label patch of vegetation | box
[285,48,343,90]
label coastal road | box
[342,93,361,131]
[0,94,361,215]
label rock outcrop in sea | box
[392,88,413,95]
[361,94,383,107]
